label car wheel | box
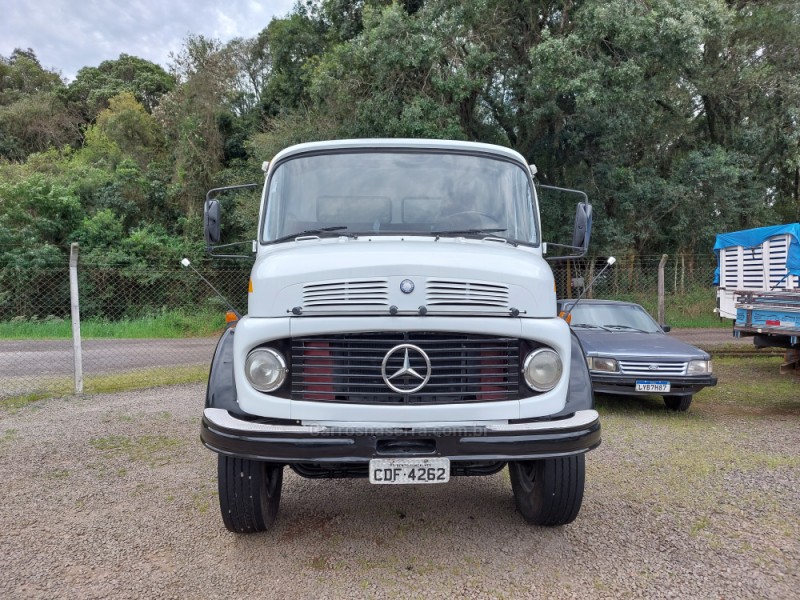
[218,455,283,533]
[664,395,692,412]
[509,455,585,526]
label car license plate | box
[369,457,450,485]
[635,380,671,392]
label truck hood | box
[248,237,555,318]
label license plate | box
[635,380,670,392]
[369,457,450,485]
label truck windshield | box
[262,151,538,245]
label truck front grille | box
[291,333,520,404]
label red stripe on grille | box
[480,349,505,401]
[303,342,333,400]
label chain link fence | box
[1,251,719,400]
[0,252,250,400]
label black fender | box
[551,330,595,418]
[206,326,241,413]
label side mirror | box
[572,202,592,250]
[661,324,672,333]
[204,199,221,245]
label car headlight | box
[245,347,288,392]
[587,356,619,373]
[523,348,562,392]
[687,359,712,375]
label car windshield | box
[565,303,662,333]
[262,151,538,244]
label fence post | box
[69,243,83,394]
[657,253,668,326]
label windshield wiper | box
[431,228,515,245]
[270,226,349,244]
[571,323,611,331]
[602,324,650,333]
[431,228,507,237]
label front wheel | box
[509,455,585,526]
[218,455,283,533]
[664,394,692,412]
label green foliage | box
[0,92,81,159]
[65,54,175,117]
[494,0,798,254]
[0,175,82,250]
[0,48,64,106]
[1,0,799,327]
[93,92,165,167]
[258,11,330,115]
[0,309,226,339]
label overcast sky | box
[0,0,296,81]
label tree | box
[65,54,175,119]
[0,49,77,160]
[155,35,239,216]
[523,0,792,255]
[0,48,64,106]
[90,92,165,168]
[0,92,81,160]
[0,175,82,251]
[258,11,330,116]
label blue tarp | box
[713,223,800,285]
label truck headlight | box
[245,347,288,392]
[587,356,619,372]
[687,359,712,375]
[522,348,562,392]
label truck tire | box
[218,455,283,533]
[509,455,585,526]
[664,395,692,412]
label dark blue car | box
[558,300,717,411]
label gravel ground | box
[1,383,798,599]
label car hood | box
[572,330,710,361]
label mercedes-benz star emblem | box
[381,344,431,394]
[400,279,415,294]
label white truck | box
[714,224,800,366]
[201,139,600,533]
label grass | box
[694,355,799,412]
[596,288,726,328]
[89,434,186,466]
[0,364,208,411]
[0,309,227,340]
[595,355,799,415]
[592,355,800,521]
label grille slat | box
[426,279,510,308]
[302,279,389,307]
[291,333,520,404]
[619,360,687,376]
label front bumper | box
[201,408,601,463]
[589,374,717,396]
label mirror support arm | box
[204,183,261,259]
[206,240,256,260]
[537,184,589,205]
[205,183,260,201]
[537,184,592,262]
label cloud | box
[0,0,295,81]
